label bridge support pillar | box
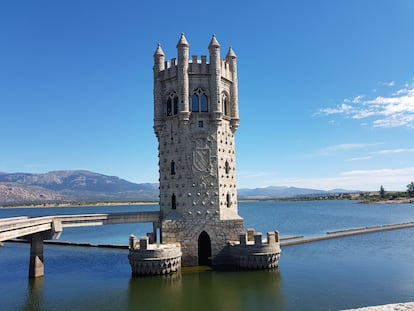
[29,234,44,279]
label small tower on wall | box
[153,34,244,266]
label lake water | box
[1,200,414,310]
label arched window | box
[222,94,230,116]
[226,193,231,208]
[170,160,176,175]
[171,193,176,209]
[191,88,208,112]
[166,92,178,116]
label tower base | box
[128,229,281,276]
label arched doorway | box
[198,231,212,266]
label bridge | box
[0,211,161,278]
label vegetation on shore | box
[358,182,414,204]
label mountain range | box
[0,170,158,205]
[0,170,358,206]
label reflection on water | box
[128,269,283,311]
[22,278,44,311]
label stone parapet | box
[128,236,182,276]
[226,229,281,270]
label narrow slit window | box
[172,193,176,209]
[171,160,176,175]
[226,193,231,208]
[225,160,230,174]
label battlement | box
[220,228,281,270]
[157,55,234,81]
[238,229,280,247]
[128,235,182,276]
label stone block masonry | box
[128,236,182,276]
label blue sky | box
[1,0,414,191]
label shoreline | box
[0,201,158,209]
[1,197,413,209]
[361,198,414,204]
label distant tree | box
[380,185,385,199]
[407,182,414,197]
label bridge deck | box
[0,211,161,242]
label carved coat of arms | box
[193,147,210,172]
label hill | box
[0,170,158,205]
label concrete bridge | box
[0,211,161,278]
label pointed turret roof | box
[226,46,237,59]
[176,33,189,47]
[208,34,220,49]
[154,43,165,57]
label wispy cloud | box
[382,81,395,87]
[283,167,414,191]
[318,79,414,128]
[370,148,414,155]
[346,156,372,161]
[304,142,383,158]
[323,143,382,152]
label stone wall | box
[161,215,244,266]
[128,236,182,276]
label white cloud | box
[382,81,395,87]
[318,79,414,128]
[371,148,414,155]
[352,95,365,103]
[238,171,274,179]
[346,156,372,161]
[319,103,353,115]
[324,143,381,152]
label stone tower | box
[153,34,245,266]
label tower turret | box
[208,35,221,118]
[153,44,165,134]
[226,47,239,131]
[176,33,190,120]
[153,44,165,72]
